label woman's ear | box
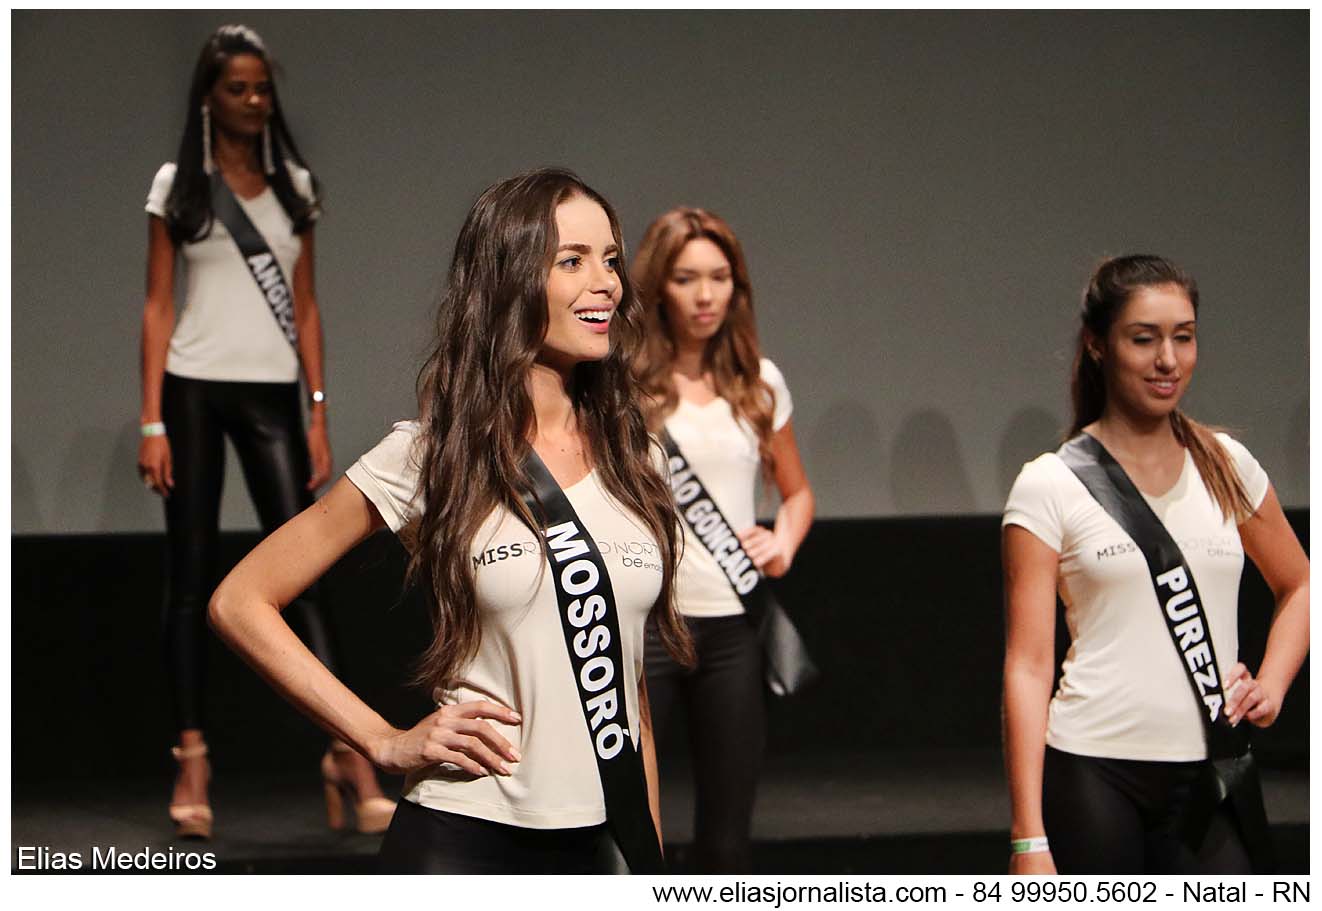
[1083,329,1104,365]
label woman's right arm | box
[1001,524,1060,875]
[139,215,176,495]
[208,477,521,776]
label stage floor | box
[11,748,1308,873]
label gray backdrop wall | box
[12,10,1308,534]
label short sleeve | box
[144,162,177,217]
[288,164,321,221]
[1002,454,1065,553]
[345,421,424,533]
[1215,433,1270,512]
[759,358,793,431]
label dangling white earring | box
[262,121,275,175]
[201,103,214,175]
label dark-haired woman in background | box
[207,168,695,873]
[1001,255,1308,873]
[138,24,390,838]
[632,208,814,872]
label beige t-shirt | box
[664,358,793,618]
[345,420,663,828]
[145,162,317,383]
[1002,433,1269,761]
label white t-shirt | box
[145,162,318,383]
[345,420,663,828]
[664,358,793,618]
[1002,433,1270,761]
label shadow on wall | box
[1286,395,1308,505]
[996,407,1062,502]
[12,445,44,531]
[808,398,885,516]
[890,408,976,514]
[51,421,162,533]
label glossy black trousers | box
[161,371,340,730]
[378,799,619,873]
[645,613,766,873]
[1043,745,1252,874]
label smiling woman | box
[207,168,694,873]
[1000,255,1310,875]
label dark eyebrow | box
[557,242,620,255]
[1125,320,1197,330]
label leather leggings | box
[645,614,766,873]
[161,371,340,730]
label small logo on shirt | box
[472,538,660,573]
[1094,535,1238,563]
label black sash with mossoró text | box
[1057,433,1273,872]
[209,173,299,348]
[518,450,663,875]
[659,429,818,697]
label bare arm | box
[1001,524,1060,874]
[1225,484,1310,727]
[291,228,331,490]
[639,672,663,851]
[208,477,521,774]
[739,419,815,578]
[138,216,176,495]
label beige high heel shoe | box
[321,743,396,834]
[169,743,213,839]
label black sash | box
[209,173,299,348]
[659,429,818,697]
[1058,434,1273,872]
[518,450,663,874]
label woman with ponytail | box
[1000,255,1309,873]
[208,168,693,873]
[137,24,390,839]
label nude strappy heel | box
[320,742,396,834]
[169,742,213,839]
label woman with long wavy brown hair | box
[633,207,815,872]
[208,168,692,873]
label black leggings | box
[645,613,766,873]
[378,798,620,873]
[161,372,340,731]
[1042,746,1253,874]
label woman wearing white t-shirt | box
[208,168,694,872]
[1002,255,1308,874]
[137,25,389,838]
[631,208,815,872]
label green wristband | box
[1011,836,1049,855]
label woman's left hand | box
[306,422,332,492]
[1224,663,1282,728]
[737,525,791,578]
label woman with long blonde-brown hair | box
[633,208,815,872]
[209,168,692,873]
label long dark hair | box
[163,24,319,245]
[632,207,776,476]
[406,168,694,692]
[1070,254,1253,523]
